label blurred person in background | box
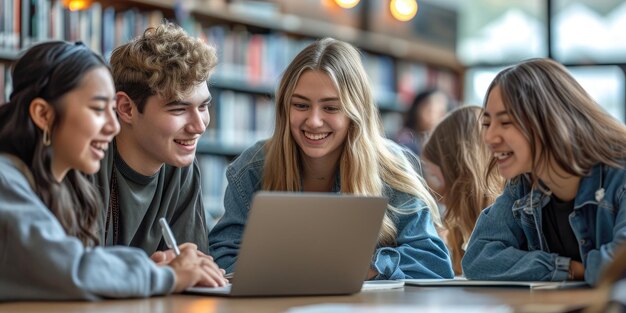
[396,88,452,156]
[422,105,504,275]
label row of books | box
[0,0,21,50]
[0,0,458,108]
[0,0,459,226]
[200,25,398,103]
[209,90,275,147]
[0,0,163,59]
[198,154,229,228]
[0,61,11,103]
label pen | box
[159,217,180,256]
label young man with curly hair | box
[93,22,219,262]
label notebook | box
[403,278,589,290]
[187,192,387,297]
[285,303,513,313]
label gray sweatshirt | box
[92,141,209,255]
[0,154,174,301]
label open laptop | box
[186,192,387,297]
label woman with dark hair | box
[396,88,450,156]
[0,41,225,301]
[463,58,626,286]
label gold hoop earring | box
[42,128,51,146]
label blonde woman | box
[209,38,453,280]
[422,106,503,275]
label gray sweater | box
[0,154,174,301]
[92,142,209,255]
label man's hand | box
[151,243,217,266]
[167,245,228,292]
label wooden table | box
[0,286,601,313]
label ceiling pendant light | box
[334,0,360,9]
[390,0,418,22]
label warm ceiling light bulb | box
[390,0,418,22]
[334,0,360,9]
[63,0,92,11]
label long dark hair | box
[0,41,108,246]
[484,58,626,183]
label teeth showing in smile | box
[304,132,330,141]
[175,139,197,146]
[91,141,109,151]
[494,152,513,160]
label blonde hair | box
[422,106,503,274]
[110,22,217,111]
[262,38,439,246]
[485,58,626,181]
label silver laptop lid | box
[230,192,387,296]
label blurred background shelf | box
[211,76,274,95]
[0,0,462,227]
[0,49,19,61]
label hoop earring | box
[42,128,51,146]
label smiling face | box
[289,70,350,166]
[51,67,119,180]
[482,85,533,180]
[125,82,211,174]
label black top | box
[542,196,582,262]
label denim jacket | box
[208,140,453,280]
[462,163,626,286]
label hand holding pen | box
[151,218,207,263]
[156,218,228,292]
[159,218,181,256]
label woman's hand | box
[366,268,379,280]
[569,260,585,280]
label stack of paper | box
[403,278,589,290]
[286,303,512,313]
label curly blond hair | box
[110,22,217,112]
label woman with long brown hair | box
[0,41,224,300]
[463,58,626,286]
[422,105,503,275]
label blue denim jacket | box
[208,140,453,280]
[462,163,626,285]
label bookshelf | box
[0,0,463,227]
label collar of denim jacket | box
[573,162,606,209]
